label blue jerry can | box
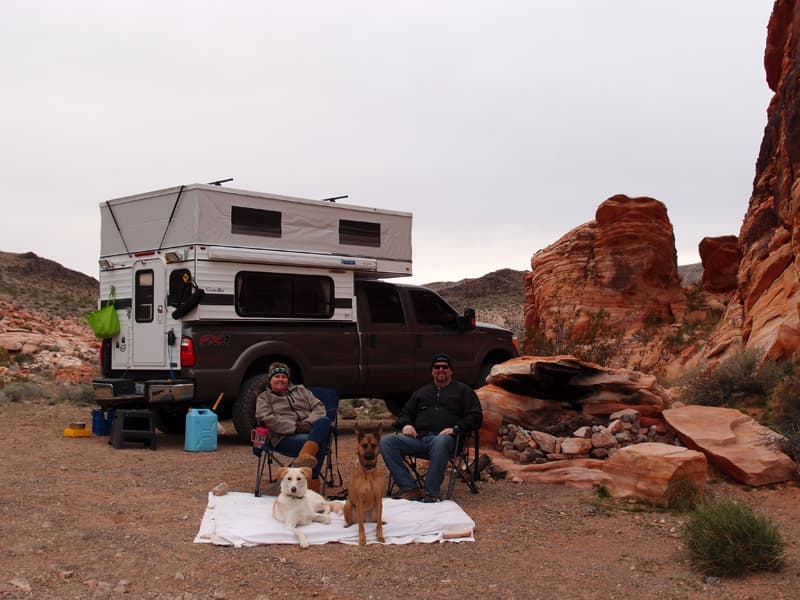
[184,408,218,452]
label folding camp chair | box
[252,386,343,497]
[386,428,481,500]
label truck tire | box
[383,394,406,416]
[477,362,494,388]
[232,373,267,443]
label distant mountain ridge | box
[0,251,98,317]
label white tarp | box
[194,492,475,547]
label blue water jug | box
[184,408,218,452]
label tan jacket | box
[255,384,326,446]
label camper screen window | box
[135,270,155,322]
[231,206,282,237]
[339,219,380,247]
[235,272,334,318]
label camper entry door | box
[131,260,168,368]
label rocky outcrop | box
[696,1,800,364]
[0,301,99,386]
[478,356,669,445]
[663,405,796,486]
[524,195,689,371]
[525,195,685,341]
[699,235,741,293]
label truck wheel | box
[477,362,494,387]
[232,374,267,443]
[155,407,187,434]
[383,395,406,416]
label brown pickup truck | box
[96,279,517,441]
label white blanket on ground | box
[194,492,475,547]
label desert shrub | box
[682,348,784,407]
[664,479,702,512]
[0,381,44,402]
[54,382,96,404]
[525,307,623,366]
[683,499,784,577]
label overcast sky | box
[1,1,775,284]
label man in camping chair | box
[255,362,331,492]
[380,352,483,503]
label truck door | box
[356,282,416,393]
[131,259,169,368]
[406,288,477,382]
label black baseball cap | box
[431,352,453,368]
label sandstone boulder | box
[663,405,796,486]
[599,443,707,506]
[699,235,741,293]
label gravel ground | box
[0,400,798,599]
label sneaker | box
[419,494,441,503]
[393,487,422,501]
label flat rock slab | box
[663,405,796,486]
[600,442,707,506]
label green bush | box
[684,499,784,577]
[664,479,702,512]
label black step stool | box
[110,409,157,450]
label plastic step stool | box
[110,409,157,450]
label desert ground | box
[1,400,798,600]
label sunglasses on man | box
[432,364,451,370]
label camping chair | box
[386,428,481,500]
[252,386,343,497]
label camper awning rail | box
[204,246,378,271]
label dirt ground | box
[1,401,799,600]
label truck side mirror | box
[458,308,476,331]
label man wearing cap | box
[380,352,483,502]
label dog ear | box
[353,421,362,436]
[300,467,312,481]
[276,467,288,480]
[376,422,382,436]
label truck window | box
[362,284,405,324]
[408,289,457,326]
[135,269,155,322]
[231,206,282,237]
[235,272,334,318]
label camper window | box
[135,269,155,322]
[235,272,334,318]
[339,219,380,247]
[231,206,282,237]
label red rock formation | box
[700,0,800,363]
[525,195,686,360]
[699,235,741,293]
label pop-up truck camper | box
[93,183,517,441]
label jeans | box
[274,416,331,478]
[380,432,456,497]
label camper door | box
[131,260,169,368]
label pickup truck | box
[97,279,517,441]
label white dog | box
[272,466,343,548]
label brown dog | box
[344,422,386,545]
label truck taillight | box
[180,336,196,367]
